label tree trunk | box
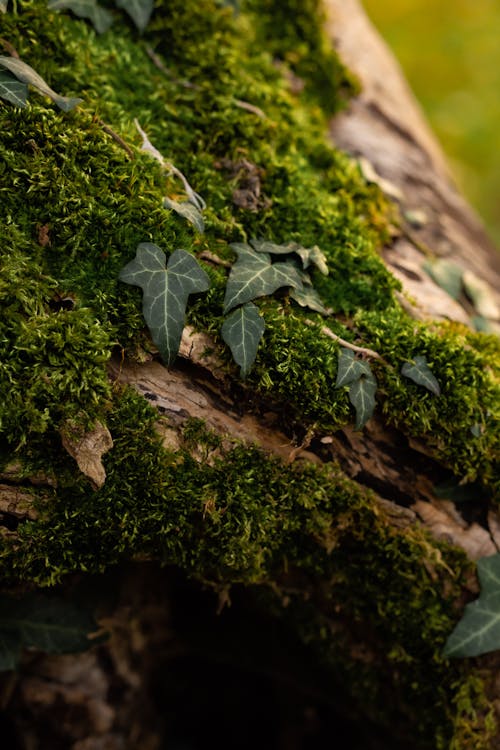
[1,1,499,748]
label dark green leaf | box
[0,630,21,672]
[444,554,500,658]
[0,69,28,107]
[163,197,204,234]
[221,302,265,378]
[335,348,373,388]
[289,284,329,314]
[434,478,487,504]
[47,0,113,33]
[0,594,98,671]
[115,0,153,31]
[401,356,440,396]
[119,243,210,366]
[349,374,377,430]
[224,243,303,313]
[0,55,83,110]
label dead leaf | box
[60,420,113,490]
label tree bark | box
[1,1,499,748]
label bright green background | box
[362,0,500,246]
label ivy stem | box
[304,319,386,362]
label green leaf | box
[115,0,153,31]
[47,0,114,33]
[224,243,303,313]
[335,348,373,388]
[349,373,377,430]
[444,554,500,658]
[289,284,329,314]
[0,630,21,672]
[0,69,28,107]
[401,356,440,396]
[163,197,204,234]
[423,259,463,300]
[250,239,328,275]
[0,55,83,111]
[119,243,210,366]
[221,302,265,378]
[296,244,328,275]
[0,594,98,671]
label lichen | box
[0,0,499,746]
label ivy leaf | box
[0,55,83,111]
[349,373,377,430]
[163,197,204,234]
[296,245,328,275]
[119,243,210,366]
[47,0,114,34]
[0,630,21,671]
[443,554,500,658]
[401,356,440,396]
[289,284,329,315]
[115,0,153,31]
[0,69,28,107]
[224,243,303,313]
[335,348,373,388]
[221,302,265,378]
[0,594,99,671]
[250,239,328,275]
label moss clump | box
[0,0,499,747]
[0,391,489,747]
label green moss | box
[0,1,499,746]
[0,391,489,746]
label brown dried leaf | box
[61,420,113,490]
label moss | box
[0,1,499,747]
[0,392,489,746]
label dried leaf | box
[0,55,82,110]
[61,419,113,490]
[163,197,204,233]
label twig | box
[304,319,385,361]
[0,38,20,58]
[198,250,231,268]
[145,45,199,90]
[233,98,266,119]
[95,117,134,160]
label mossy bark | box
[0,1,499,748]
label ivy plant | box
[0,55,82,109]
[119,244,210,366]
[444,554,500,658]
[0,594,100,671]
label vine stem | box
[304,319,386,362]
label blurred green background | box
[362,0,500,246]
